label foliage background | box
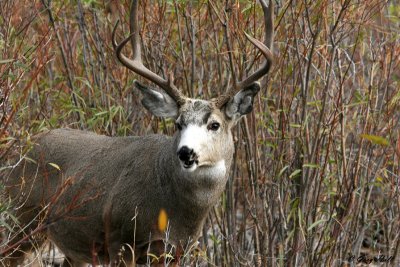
[1,0,399,266]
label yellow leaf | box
[360,134,389,146]
[48,162,61,170]
[146,253,159,260]
[158,209,168,232]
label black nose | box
[178,146,194,162]
[177,146,198,167]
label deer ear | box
[134,81,179,118]
[224,82,260,121]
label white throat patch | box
[204,160,226,177]
[181,160,226,178]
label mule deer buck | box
[1,0,274,265]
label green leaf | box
[0,220,14,232]
[289,169,301,179]
[289,124,301,128]
[0,59,15,64]
[308,219,326,231]
[303,163,320,169]
[278,165,289,178]
[360,134,389,146]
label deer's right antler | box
[112,0,186,106]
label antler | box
[112,0,186,106]
[214,0,274,108]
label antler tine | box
[113,0,185,106]
[236,32,273,89]
[215,0,274,108]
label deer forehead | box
[177,99,222,126]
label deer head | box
[112,0,274,172]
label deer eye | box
[175,122,182,131]
[207,122,220,131]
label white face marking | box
[178,125,208,153]
[177,124,227,173]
